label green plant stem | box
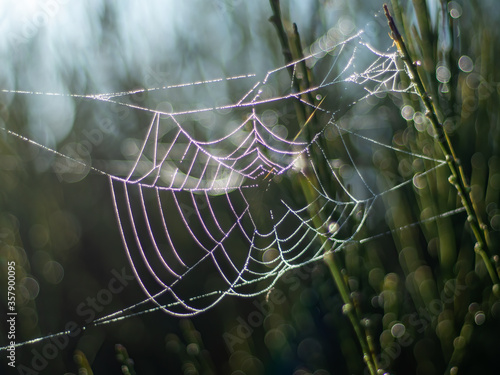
[384,4,500,286]
[323,252,380,375]
[298,179,380,375]
[269,2,382,373]
[444,313,474,375]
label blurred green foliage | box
[0,1,499,374]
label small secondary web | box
[1,27,460,349]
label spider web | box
[105,34,406,317]
[0,27,459,349]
